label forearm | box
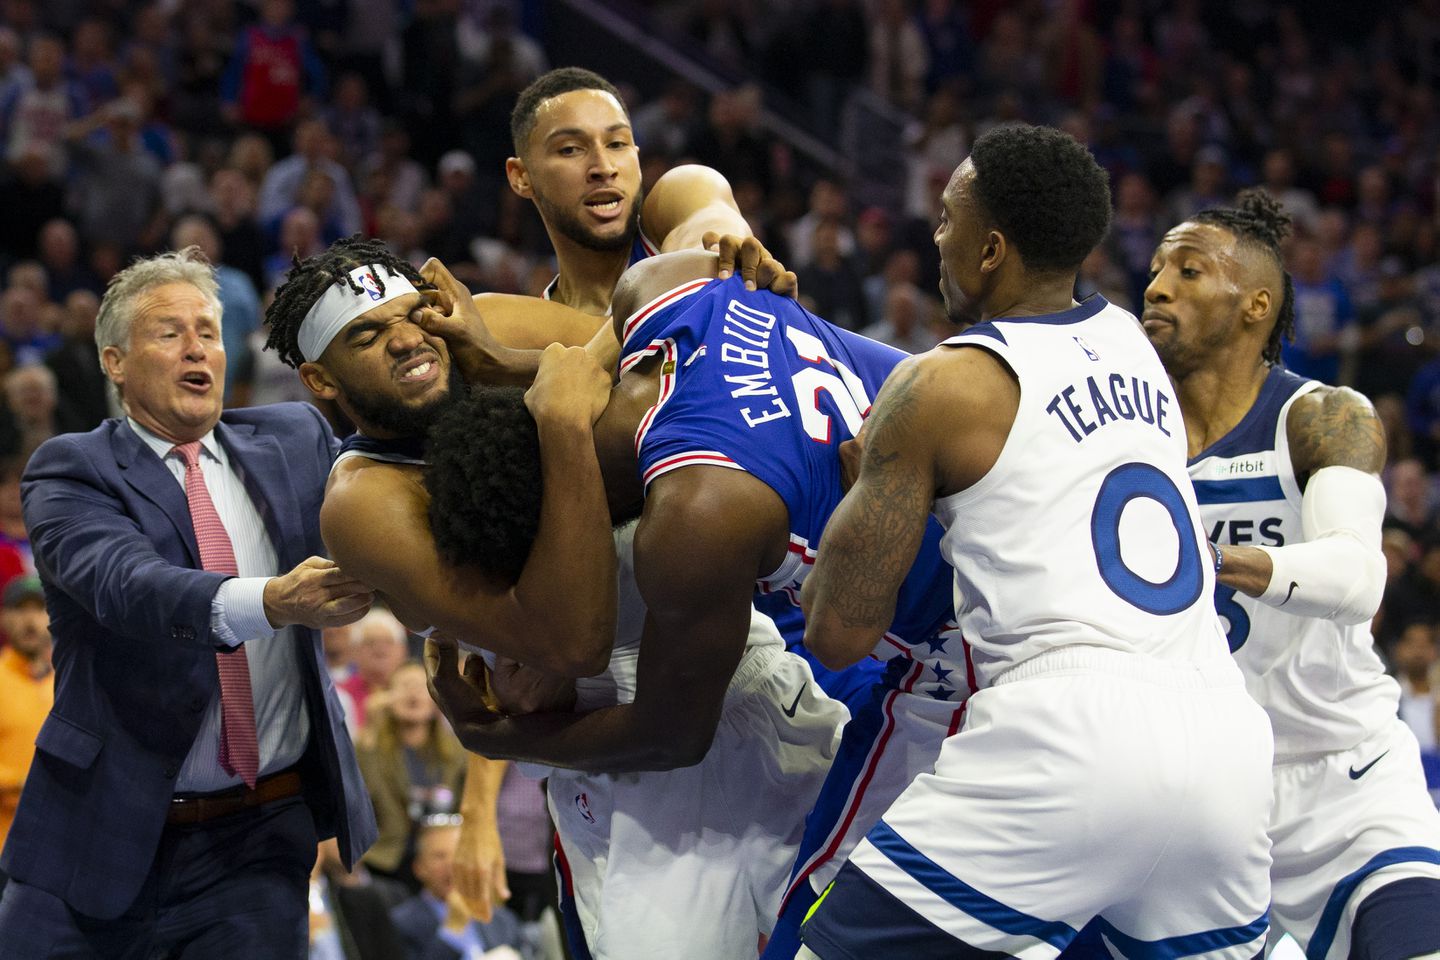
[452,340,541,388]
[459,753,506,821]
[454,702,696,774]
[509,417,616,675]
[1220,466,1386,624]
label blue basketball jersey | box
[620,275,960,704]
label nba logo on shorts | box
[1073,336,1100,361]
[575,792,597,825]
[359,270,383,301]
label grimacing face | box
[1142,223,1247,379]
[104,282,225,444]
[308,292,453,436]
[510,88,642,253]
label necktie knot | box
[171,440,203,470]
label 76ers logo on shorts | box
[575,792,597,825]
[359,270,383,301]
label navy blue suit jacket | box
[0,403,377,919]
[390,894,521,960]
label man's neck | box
[1172,354,1271,459]
[980,276,1081,323]
[549,234,630,317]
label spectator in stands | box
[1285,237,1355,383]
[322,623,361,735]
[1387,458,1438,541]
[339,607,408,730]
[800,0,867,135]
[1,34,82,180]
[5,365,81,461]
[220,0,327,139]
[800,217,869,332]
[62,96,165,255]
[35,220,99,301]
[633,79,699,161]
[264,207,325,291]
[259,119,363,241]
[1165,144,1231,225]
[327,71,382,172]
[916,0,973,95]
[391,821,523,960]
[359,122,428,220]
[358,662,469,889]
[861,283,936,355]
[1394,620,1439,752]
[0,147,65,263]
[868,0,928,112]
[309,838,408,960]
[68,18,119,114]
[0,575,52,892]
[209,168,266,290]
[0,287,59,368]
[689,85,772,195]
[0,27,31,111]
[44,290,108,431]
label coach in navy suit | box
[0,247,378,959]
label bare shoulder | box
[1285,384,1386,477]
[870,345,1018,494]
[321,458,428,551]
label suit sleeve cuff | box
[211,577,276,648]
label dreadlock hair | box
[510,67,625,156]
[264,235,429,369]
[1191,189,1295,366]
[424,385,543,582]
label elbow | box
[645,727,715,771]
[805,621,870,673]
[537,629,612,679]
[1336,551,1387,625]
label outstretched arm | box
[802,360,937,670]
[453,754,511,923]
[1216,385,1387,624]
[427,467,787,773]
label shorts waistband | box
[990,644,1241,690]
[726,640,785,703]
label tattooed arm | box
[1215,386,1388,621]
[803,348,1017,669]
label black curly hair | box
[424,385,543,581]
[264,235,429,369]
[967,124,1112,273]
[511,67,626,157]
[1191,189,1295,366]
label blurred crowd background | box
[2,0,1440,954]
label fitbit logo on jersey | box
[1045,373,1172,443]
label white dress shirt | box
[129,419,311,793]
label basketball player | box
[1142,191,1440,960]
[795,124,1274,959]
[506,67,791,316]
[423,247,959,957]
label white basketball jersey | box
[1188,366,1400,760]
[932,297,1231,689]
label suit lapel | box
[112,420,201,567]
[215,418,304,568]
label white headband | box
[297,265,421,362]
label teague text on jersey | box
[1045,373,1172,444]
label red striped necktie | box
[172,441,259,789]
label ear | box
[101,344,125,389]
[1244,287,1273,330]
[980,230,1007,275]
[298,360,340,401]
[505,157,532,199]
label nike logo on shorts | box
[782,688,804,718]
[1349,750,1389,780]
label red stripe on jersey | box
[642,451,741,486]
[948,701,967,737]
[620,278,711,349]
[780,659,926,910]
